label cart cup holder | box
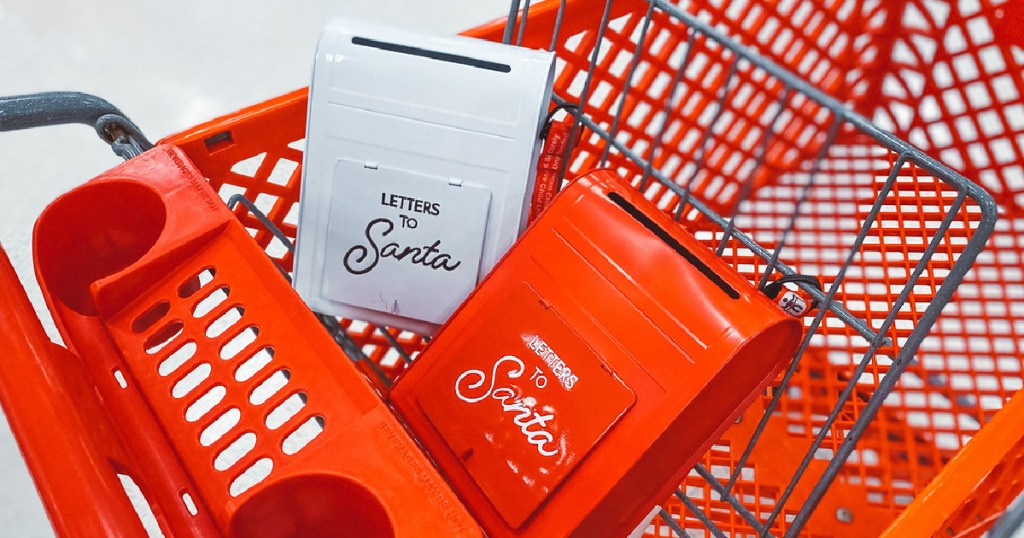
[35,179,167,316]
[230,473,395,538]
[22,145,482,537]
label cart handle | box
[0,91,153,159]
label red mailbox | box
[390,169,804,537]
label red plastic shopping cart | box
[0,0,1021,536]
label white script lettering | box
[455,356,558,457]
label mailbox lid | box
[416,281,636,528]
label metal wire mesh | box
[497,2,995,532]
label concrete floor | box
[0,1,504,535]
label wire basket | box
[159,0,1014,536]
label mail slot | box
[390,169,804,538]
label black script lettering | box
[343,218,463,275]
[344,218,392,275]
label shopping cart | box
[0,0,1020,536]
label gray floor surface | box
[0,2,503,535]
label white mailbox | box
[294,17,556,335]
